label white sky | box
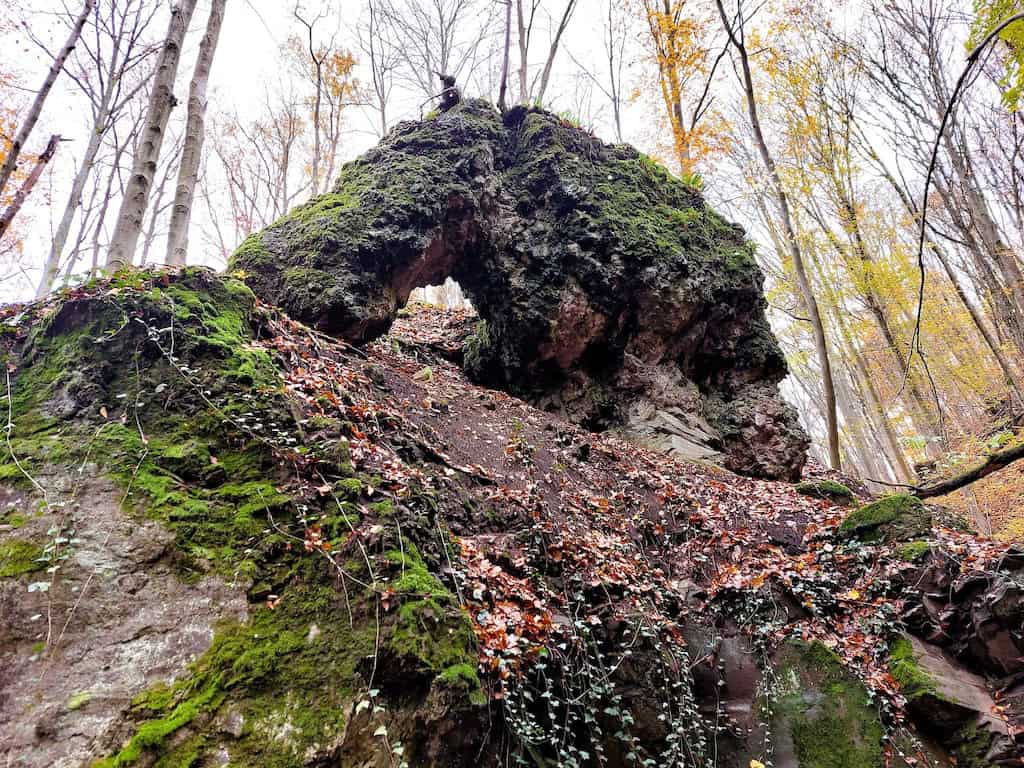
[2,0,659,300]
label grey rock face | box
[233,100,808,479]
[0,479,247,767]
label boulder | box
[839,494,931,542]
[232,100,808,480]
[889,634,1014,765]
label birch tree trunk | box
[0,135,61,240]
[106,0,199,271]
[165,0,227,266]
[0,0,94,200]
[715,0,841,469]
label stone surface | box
[0,479,247,767]
[233,100,808,480]
[893,635,1012,764]
[0,272,1020,766]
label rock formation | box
[1,104,1022,767]
[0,270,1019,767]
[232,99,808,480]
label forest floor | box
[281,300,1017,750]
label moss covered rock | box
[0,269,485,768]
[232,99,808,480]
[771,641,885,768]
[888,635,1013,765]
[795,479,856,504]
[839,494,930,542]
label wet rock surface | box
[233,100,808,480]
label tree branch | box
[915,441,1024,499]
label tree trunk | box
[497,0,512,111]
[516,0,528,102]
[533,0,576,105]
[0,0,94,200]
[165,0,227,266]
[916,441,1024,498]
[36,104,110,297]
[0,135,60,240]
[106,0,199,271]
[715,0,841,469]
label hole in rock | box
[407,277,475,312]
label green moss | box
[67,691,92,711]
[795,479,855,504]
[98,582,376,767]
[384,542,482,698]
[0,538,45,577]
[437,662,486,707]
[888,637,938,701]
[334,477,362,500]
[838,494,929,542]
[897,540,931,562]
[3,267,481,764]
[95,679,222,767]
[774,641,885,768]
[951,720,997,768]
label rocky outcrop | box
[1,272,1020,767]
[232,100,808,480]
[0,480,248,766]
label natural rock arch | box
[234,100,808,479]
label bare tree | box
[292,4,332,194]
[35,0,160,297]
[498,0,512,110]
[715,0,842,469]
[208,86,309,245]
[0,135,60,240]
[166,0,228,266]
[107,0,198,271]
[0,0,95,200]
[513,0,578,106]
[358,0,397,136]
[516,0,538,101]
[378,0,496,102]
[567,0,629,141]
[141,129,183,264]
[532,0,577,105]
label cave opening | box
[408,277,476,313]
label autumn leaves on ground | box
[6,0,1024,539]
[1,269,1021,765]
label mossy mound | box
[795,479,856,504]
[232,99,808,480]
[772,641,885,768]
[839,494,930,542]
[0,268,484,767]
